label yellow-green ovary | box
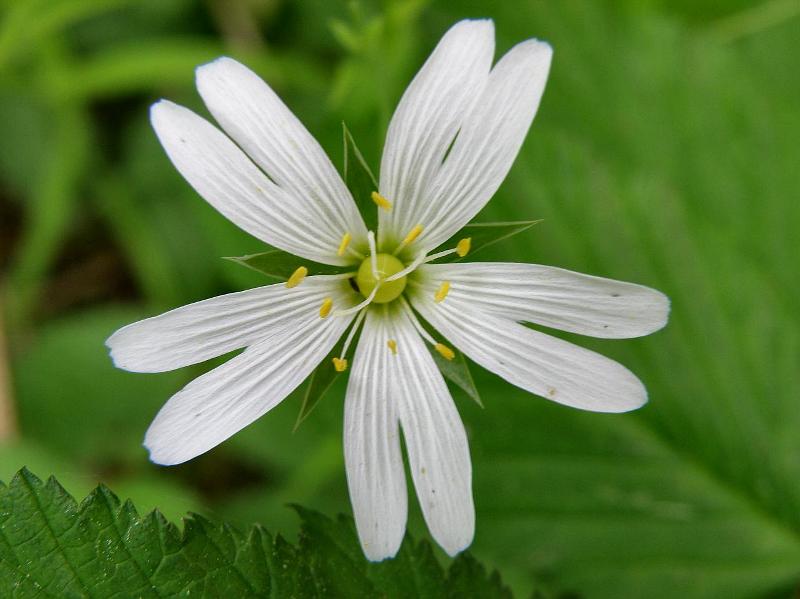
[356,253,407,303]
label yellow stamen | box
[319,297,333,318]
[333,357,348,372]
[434,281,451,303]
[434,343,455,361]
[393,224,424,256]
[402,224,423,246]
[387,339,398,355]
[456,237,471,257]
[285,266,308,288]
[337,232,352,257]
[371,191,392,211]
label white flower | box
[106,20,669,561]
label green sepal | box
[431,346,483,408]
[223,248,343,282]
[296,330,483,428]
[342,122,380,231]
[294,340,345,431]
[437,220,543,262]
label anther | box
[402,224,423,246]
[434,343,455,361]
[286,266,308,288]
[371,191,392,211]
[393,224,424,256]
[337,232,352,257]
[333,357,348,372]
[387,339,398,355]
[456,237,471,257]
[434,281,450,303]
[319,298,333,318]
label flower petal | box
[195,57,367,251]
[413,294,647,413]
[390,305,474,556]
[416,262,669,338]
[344,309,407,561]
[150,100,352,265]
[416,39,553,251]
[107,277,356,373]
[143,289,358,465]
[378,19,495,247]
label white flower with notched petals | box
[107,19,669,561]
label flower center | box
[356,253,406,303]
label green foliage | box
[1,0,799,598]
[329,0,428,131]
[13,308,185,461]
[0,469,513,598]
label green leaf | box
[294,505,514,599]
[0,469,518,598]
[436,220,543,263]
[431,347,482,408]
[445,553,513,599]
[223,249,343,282]
[342,121,380,231]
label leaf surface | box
[0,469,515,598]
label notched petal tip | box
[428,493,475,557]
[457,17,494,27]
[652,291,672,333]
[144,449,184,467]
[148,98,168,123]
[622,287,671,338]
[103,325,166,374]
[104,328,119,351]
[194,55,241,84]
[441,534,475,558]
[149,97,179,115]
[104,328,141,372]
[143,429,190,467]
[599,375,649,414]
[149,99,189,133]
[433,507,475,557]
[448,17,495,42]
[526,37,554,55]
[362,544,402,563]
[513,38,554,71]
[195,54,235,71]
[451,16,493,26]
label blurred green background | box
[1,0,798,597]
